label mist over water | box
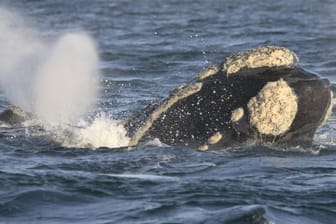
[0,8,44,111]
[0,7,131,148]
[0,7,98,124]
[34,33,98,124]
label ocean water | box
[0,0,336,223]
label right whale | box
[125,46,334,149]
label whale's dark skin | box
[125,68,332,148]
[125,51,333,149]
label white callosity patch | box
[197,65,220,80]
[231,107,244,122]
[208,132,223,145]
[223,46,299,75]
[247,79,298,136]
[198,145,209,151]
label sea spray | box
[33,33,99,124]
[0,8,45,111]
[0,8,131,149]
[0,7,98,123]
[53,113,130,149]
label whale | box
[124,46,333,149]
[0,46,333,150]
[0,106,31,126]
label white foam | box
[47,114,130,149]
[102,173,179,181]
[142,138,168,147]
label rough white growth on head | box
[198,144,209,151]
[231,107,244,122]
[197,65,220,80]
[223,46,299,75]
[208,132,222,145]
[247,79,298,136]
[129,82,203,146]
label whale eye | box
[247,79,298,136]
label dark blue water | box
[1,0,336,223]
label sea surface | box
[1,0,336,223]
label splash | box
[0,8,98,124]
[48,114,130,149]
[33,33,98,124]
[0,8,131,149]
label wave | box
[102,173,179,182]
[0,189,90,216]
[20,113,130,149]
